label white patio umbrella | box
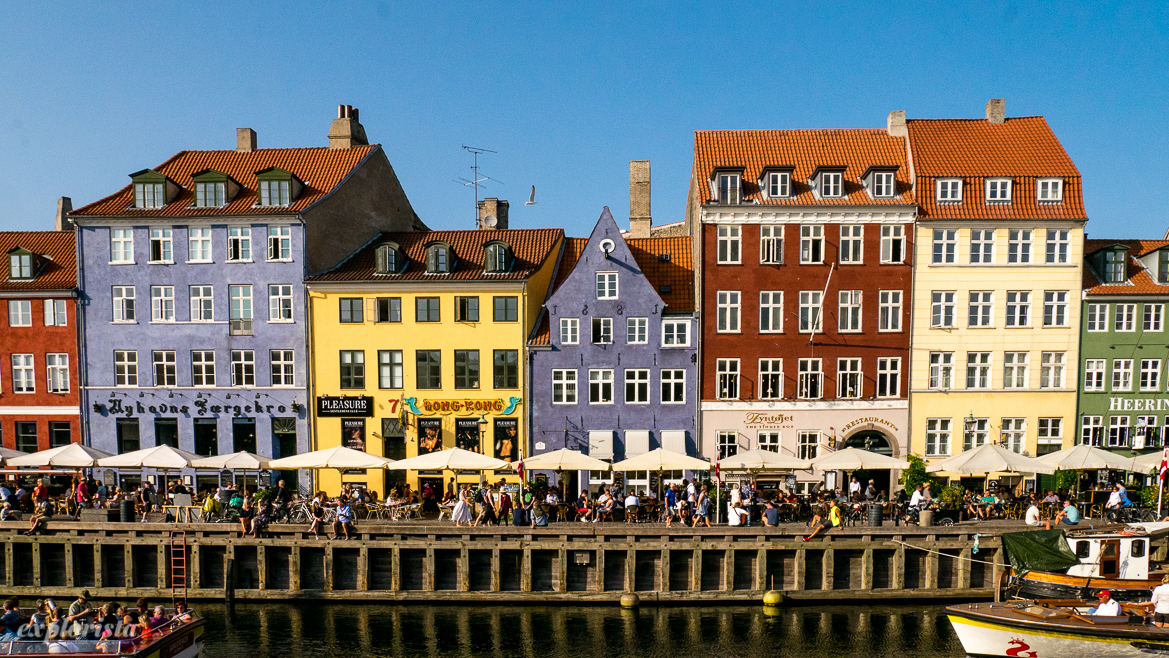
[1037,444,1136,472]
[1130,450,1169,473]
[97,445,203,470]
[610,448,711,472]
[720,449,810,471]
[191,451,273,470]
[926,443,1056,475]
[7,443,112,468]
[0,447,26,463]
[389,447,508,472]
[811,448,910,471]
[513,448,611,472]
[267,446,390,470]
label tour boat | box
[2,612,204,657]
[947,599,1169,657]
[1004,523,1169,602]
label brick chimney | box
[55,197,73,232]
[477,198,509,230]
[628,160,651,238]
[236,128,257,153]
[986,99,1005,124]
[886,110,907,137]
[328,105,369,149]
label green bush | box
[939,484,964,510]
[1055,470,1077,491]
[900,455,936,492]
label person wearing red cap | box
[1093,589,1121,616]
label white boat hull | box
[949,614,1169,657]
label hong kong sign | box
[316,396,374,417]
[402,396,523,416]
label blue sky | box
[0,3,1165,238]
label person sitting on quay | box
[727,501,749,527]
[763,500,780,528]
[575,490,594,523]
[1,499,21,523]
[333,499,356,540]
[237,499,255,539]
[1045,498,1080,530]
[804,498,842,541]
[530,500,549,527]
[1024,495,1043,527]
[595,489,615,521]
[249,502,271,539]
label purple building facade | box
[527,208,697,493]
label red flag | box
[517,458,525,484]
[715,452,721,483]
[1160,447,1167,481]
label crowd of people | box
[0,591,194,651]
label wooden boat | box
[1,611,204,657]
[947,599,1169,657]
[1004,523,1169,602]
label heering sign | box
[317,396,373,417]
[1110,397,1169,411]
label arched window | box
[426,243,452,274]
[375,243,400,275]
[484,242,511,273]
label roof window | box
[810,166,846,199]
[190,169,240,209]
[426,242,454,274]
[484,241,512,273]
[128,169,177,210]
[255,167,303,207]
[861,166,899,200]
[1037,178,1064,203]
[375,242,404,275]
[7,249,38,280]
[936,178,963,203]
[985,178,1012,204]
[1104,249,1127,284]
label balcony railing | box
[229,318,253,336]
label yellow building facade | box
[305,224,563,496]
[904,110,1088,476]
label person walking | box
[692,486,712,528]
[451,484,473,527]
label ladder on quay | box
[169,530,188,605]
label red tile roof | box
[1083,239,1169,295]
[626,236,694,313]
[306,228,563,282]
[0,231,76,292]
[529,313,552,346]
[552,238,587,291]
[906,117,1085,220]
[71,146,378,217]
[691,129,913,206]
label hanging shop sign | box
[316,396,373,417]
[403,396,523,416]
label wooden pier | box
[0,521,1148,604]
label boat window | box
[1103,542,1118,557]
[1075,540,1090,558]
[1132,539,1146,558]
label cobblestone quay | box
[0,521,1149,604]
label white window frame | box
[797,431,820,460]
[552,369,577,404]
[150,286,175,323]
[925,419,952,456]
[46,353,68,393]
[717,291,740,333]
[1084,359,1106,392]
[717,358,740,400]
[936,179,962,203]
[759,291,783,333]
[1004,352,1029,389]
[152,350,177,387]
[11,354,34,393]
[839,225,863,264]
[985,178,1012,203]
[797,358,822,399]
[1007,229,1032,264]
[270,350,295,387]
[110,228,134,264]
[930,291,956,328]
[376,350,401,390]
[1040,351,1066,389]
[596,272,618,299]
[189,285,213,322]
[837,358,862,398]
[765,172,790,199]
[878,290,902,332]
[932,229,956,264]
[1045,229,1070,264]
[872,171,895,198]
[1001,418,1026,453]
[227,226,252,262]
[877,357,900,398]
[758,358,783,400]
[717,173,741,204]
[660,369,685,404]
[1037,178,1064,202]
[800,225,824,264]
[880,225,905,264]
[759,225,784,264]
[230,285,253,321]
[591,317,613,345]
[966,352,991,390]
[1112,358,1133,392]
[559,318,579,345]
[1086,303,1109,332]
[969,229,995,264]
[819,172,843,198]
[187,227,213,263]
[661,320,689,347]
[837,290,862,332]
[1108,415,1130,448]
[114,350,137,387]
[112,286,135,323]
[626,317,648,344]
[231,350,256,387]
[588,369,614,404]
[1140,358,1162,392]
[928,352,954,390]
[964,418,990,451]
[1037,418,1063,444]
[1080,416,1103,446]
[1043,291,1068,327]
[757,431,781,452]
[148,228,173,264]
[133,182,164,209]
[1146,304,1165,332]
[717,225,741,264]
[7,300,31,327]
[717,431,739,459]
[267,225,292,261]
[968,291,993,328]
[798,291,822,333]
[194,181,226,208]
[1116,304,1137,332]
[43,299,66,327]
[268,284,293,322]
[1005,291,1031,327]
[191,351,216,387]
[624,369,650,404]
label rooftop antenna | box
[456,145,501,229]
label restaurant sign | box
[403,396,523,416]
[316,396,374,417]
[744,412,794,429]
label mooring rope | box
[884,537,1000,567]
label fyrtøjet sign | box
[316,396,373,417]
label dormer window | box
[374,243,402,275]
[255,168,302,207]
[1159,251,1169,285]
[936,179,963,203]
[484,241,512,273]
[985,178,1012,203]
[1104,249,1127,284]
[861,166,899,200]
[717,172,741,204]
[1037,178,1064,202]
[191,170,239,209]
[759,168,793,200]
[811,167,846,199]
[7,250,35,280]
[129,169,173,209]
[426,243,453,274]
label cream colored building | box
[905,103,1086,473]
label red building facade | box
[687,126,916,493]
[0,231,81,453]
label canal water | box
[198,602,967,657]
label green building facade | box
[1078,239,1169,461]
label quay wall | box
[0,523,1150,604]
